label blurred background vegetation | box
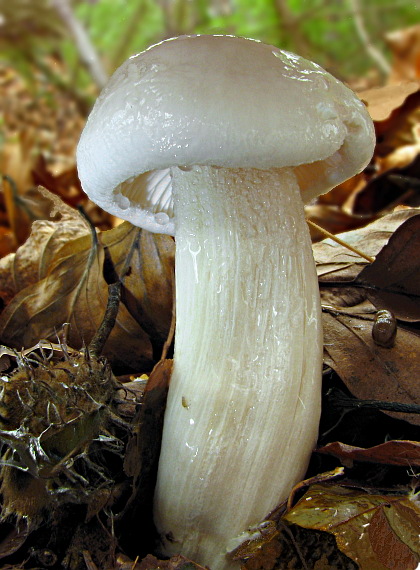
[1,0,419,107]
[0,0,419,252]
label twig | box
[307,219,375,263]
[86,224,143,357]
[88,282,122,357]
[347,0,391,76]
[161,281,176,360]
[82,551,99,570]
[327,388,420,415]
[110,1,148,70]
[51,0,108,89]
[273,0,314,56]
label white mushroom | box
[76,35,375,570]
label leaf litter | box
[284,484,420,570]
[0,193,175,371]
[0,184,419,570]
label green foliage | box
[73,0,418,77]
[75,0,165,70]
[0,0,419,110]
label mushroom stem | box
[153,165,323,569]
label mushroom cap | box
[77,35,375,236]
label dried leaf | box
[101,222,174,347]
[31,155,83,208]
[284,484,420,570]
[0,187,89,305]
[1,159,32,246]
[378,142,420,173]
[357,214,420,320]
[323,310,420,425]
[0,520,30,559]
[0,222,174,370]
[124,360,172,480]
[317,440,420,467]
[315,208,420,341]
[316,173,368,207]
[386,26,420,84]
[358,81,420,161]
[351,155,420,216]
[137,554,205,570]
[317,212,420,426]
[121,360,172,555]
[306,203,374,242]
[359,82,420,123]
[314,207,419,285]
[236,503,357,570]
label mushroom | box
[76,35,375,569]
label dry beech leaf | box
[357,214,420,321]
[317,440,420,468]
[0,133,38,246]
[122,360,172,548]
[0,519,30,560]
[31,154,83,208]
[314,211,420,423]
[386,25,420,84]
[306,203,374,242]
[0,222,174,370]
[316,173,368,207]
[359,81,420,123]
[284,484,420,570]
[358,81,420,160]
[323,310,420,425]
[314,207,419,286]
[0,187,89,306]
[137,553,206,569]
[378,141,420,173]
[101,222,174,347]
[350,154,420,216]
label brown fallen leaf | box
[306,203,375,242]
[386,25,420,84]
[357,213,420,321]
[359,81,420,123]
[317,440,420,468]
[0,221,174,371]
[31,154,83,208]
[359,81,420,159]
[0,520,30,561]
[316,173,368,208]
[350,154,420,216]
[0,186,89,307]
[234,486,358,570]
[101,222,174,349]
[137,553,206,569]
[284,484,420,570]
[314,207,420,311]
[315,211,420,426]
[0,134,38,247]
[121,360,172,553]
[323,310,420,426]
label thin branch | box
[347,0,391,76]
[51,0,108,89]
[307,220,375,263]
[328,388,420,415]
[110,0,148,70]
[272,0,314,56]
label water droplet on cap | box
[155,212,170,225]
[116,194,130,210]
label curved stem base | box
[153,166,322,569]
